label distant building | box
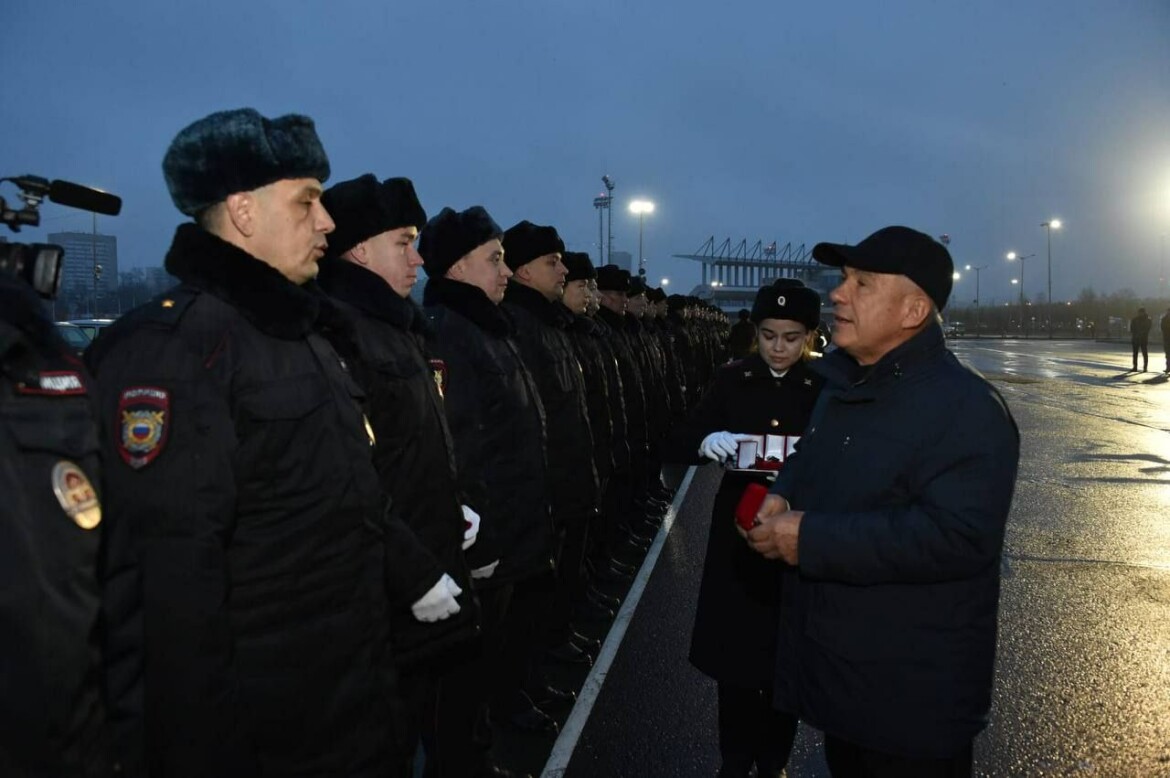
[610,250,633,273]
[48,231,119,317]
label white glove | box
[470,559,500,580]
[461,505,480,550]
[699,431,753,462]
[411,573,463,623]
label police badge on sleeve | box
[117,386,170,469]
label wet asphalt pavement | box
[520,338,1170,777]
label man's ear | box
[902,292,933,329]
[445,258,466,281]
[514,263,532,283]
[223,192,256,238]
[349,241,371,266]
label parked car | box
[944,321,966,337]
[67,318,116,342]
[54,322,93,356]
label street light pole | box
[593,192,611,264]
[1042,219,1062,338]
[628,199,655,278]
[965,263,987,337]
[602,175,615,263]
[1007,251,1035,337]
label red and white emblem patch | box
[117,386,170,469]
[429,359,447,399]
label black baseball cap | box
[812,226,954,311]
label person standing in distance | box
[1160,307,1170,373]
[746,227,1019,777]
[1131,306,1152,372]
[665,279,823,778]
[87,109,411,776]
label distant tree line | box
[53,267,175,320]
[946,287,1169,340]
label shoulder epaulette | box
[85,286,201,368]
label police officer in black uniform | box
[1,263,110,776]
[318,174,481,777]
[665,279,824,778]
[421,205,551,776]
[87,109,434,776]
[500,226,601,682]
[593,266,651,574]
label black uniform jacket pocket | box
[3,396,100,458]
[232,374,332,481]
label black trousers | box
[715,683,798,778]
[823,734,973,778]
[427,583,512,778]
[554,516,590,636]
[494,571,558,705]
[1133,337,1148,369]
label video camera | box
[0,175,122,299]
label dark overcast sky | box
[3,1,1168,303]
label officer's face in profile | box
[757,318,810,373]
[231,178,335,285]
[363,226,423,297]
[517,252,567,301]
[598,289,627,314]
[561,279,590,314]
[626,294,648,317]
[449,239,510,304]
[829,266,928,366]
[585,280,601,315]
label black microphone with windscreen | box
[49,178,122,216]
[5,175,122,216]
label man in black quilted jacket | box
[87,108,435,777]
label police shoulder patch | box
[117,386,170,469]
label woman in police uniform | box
[665,279,823,778]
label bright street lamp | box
[660,277,670,287]
[1007,251,1035,336]
[1042,219,1062,338]
[629,199,655,278]
[965,263,988,336]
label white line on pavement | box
[539,466,697,778]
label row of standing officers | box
[0,107,730,777]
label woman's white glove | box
[411,573,463,623]
[699,431,753,462]
[461,505,480,550]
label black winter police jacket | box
[595,306,647,459]
[318,259,479,665]
[565,312,618,483]
[665,354,822,689]
[502,283,599,523]
[423,277,554,586]
[0,277,110,776]
[87,225,412,778]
